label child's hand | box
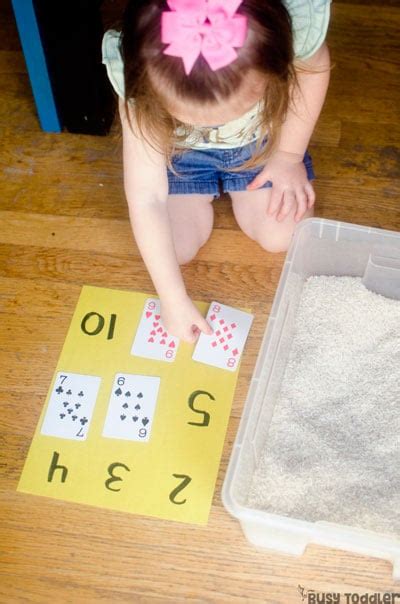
[247,150,316,222]
[160,294,213,343]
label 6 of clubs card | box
[18,287,253,524]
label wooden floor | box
[1,0,399,602]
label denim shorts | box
[167,141,315,196]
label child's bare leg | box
[167,194,214,265]
[230,189,314,253]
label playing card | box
[131,298,179,362]
[192,302,253,372]
[40,372,101,440]
[102,373,160,442]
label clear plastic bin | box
[222,218,400,580]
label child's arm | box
[120,99,211,341]
[248,43,331,221]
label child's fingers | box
[197,316,213,335]
[276,191,296,222]
[305,182,316,208]
[247,170,271,190]
[267,187,284,216]
[294,190,308,222]
[183,327,198,344]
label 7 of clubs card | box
[193,302,253,372]
[40,371,101,440]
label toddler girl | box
[102,0,331,341]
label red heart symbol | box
[155,314,161,320]
[162,331,168,337]
[150,330,156,336]
[169,341,175,348]
[153,322,159,327]
[146,311,152,318]
[160,339,166,345]
[157,327,163,333]
[148,337,155,343]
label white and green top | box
[102,0,331,149]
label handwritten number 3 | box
[105,462,130,492]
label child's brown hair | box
[120,0,297,167]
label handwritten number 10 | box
[81,312,117,340]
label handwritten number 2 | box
[169,474,192,505]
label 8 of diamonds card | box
[18,286,253,525]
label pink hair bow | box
[161,0,248,75]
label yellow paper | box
[18,286,242,525]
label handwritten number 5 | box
[187,390,215,427]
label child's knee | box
[254,209,314,253]
[256,231,292,253]
[175,241,201,265]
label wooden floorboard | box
[0,0,399,601]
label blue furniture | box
[11,0,61,132]
[11,0,115,135]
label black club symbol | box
[80,417,88,426]
[56,386,63,394]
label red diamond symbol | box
[219,337,225,343]
[231,323,237,329]
[210,314,216,321]
[232,348,239,356]
[211,341,217,347]
[216,330,221,336]
[227,334,233,339]
[219,319,225,325]
[223,345,229,351]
